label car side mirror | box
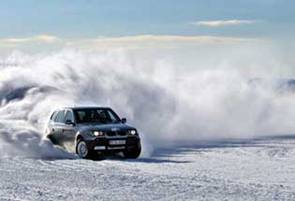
[121,118,127,124]
[65,119,75,126]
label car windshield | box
[73,108,121,124]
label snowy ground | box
[1,137,295,201]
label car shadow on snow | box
[92,137,274,163]
[90,154,192,163]
[123,157,192,164]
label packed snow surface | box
[1,137,295,201]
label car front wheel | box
[76,139,91,159]
[123,145,141,159]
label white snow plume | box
[0,45,295,158]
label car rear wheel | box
[76,139,90,159]
[47,134,58,145]
[123,145,141,159]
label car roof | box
[55,106,112,111]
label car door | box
[62,109,76,145]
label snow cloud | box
[0,40,295,158]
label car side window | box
[64,110,74,123]
[54,110,65,123]
[76,111,86,122]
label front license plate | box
[109,140,126,145]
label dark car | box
[46,107,141,159]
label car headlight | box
[128,129,137,135]
[93,131,105,136]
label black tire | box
[123,145,141,159]
[47,134,57,145]
[76,139,93,159]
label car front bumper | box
[85,136,140,152]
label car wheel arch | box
[75,134,84,143]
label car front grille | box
[106,131,127,137]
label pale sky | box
[0,0,294,52]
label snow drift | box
[1,45,295,158]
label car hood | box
[77,123,135,132]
